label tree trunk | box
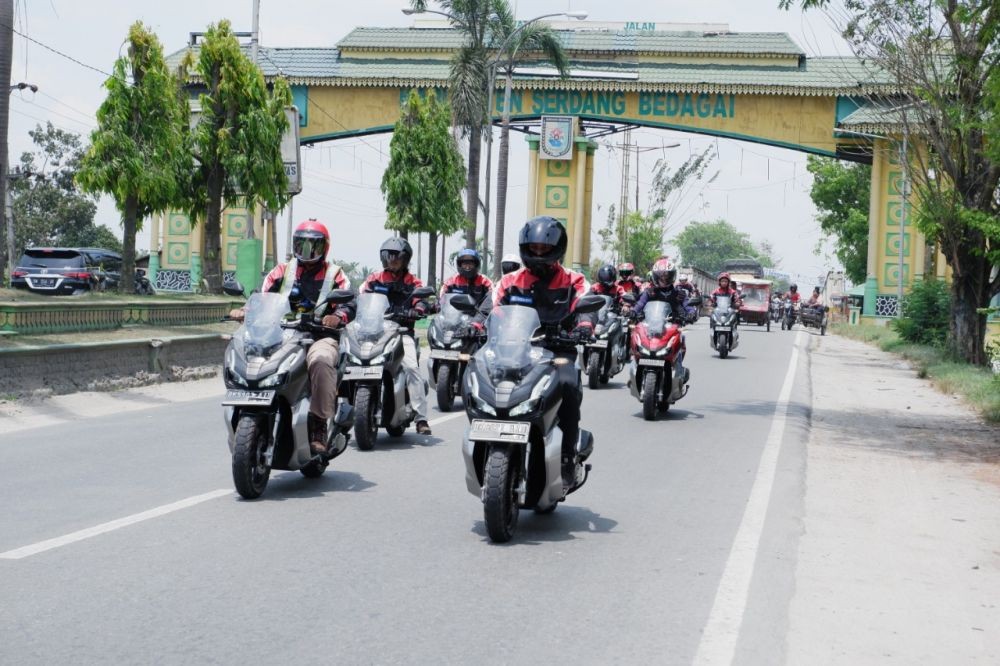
[203,169,224,294]
[493,71,513,281]
[0,0,13,285]
[947,248,990,366]
[427,232,438,290]
[121,194,138,294]
[465,127,481,248]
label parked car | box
[11,247,122,295]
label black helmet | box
[597,264,617,288]
[789,283,798,292]
[518,216,567,277]
[455,248,481,280]
[380,237,412,272]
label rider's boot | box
[561,426,579,489]
[307,413,329,456]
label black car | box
[11,247,122,295]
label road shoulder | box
[786,332,1000,664]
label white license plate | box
[344,366,382,378]
[222,389,275,406]
[468,419,530,443]
[637,358,665,367]
[588,340,608,349]
[32,278,57,287]
[429,349,461,360]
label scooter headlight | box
[257,372,287,388]
[508,374,552,416]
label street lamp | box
[3,83,39,284]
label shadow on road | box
[238,470,376,501]
[470,504,619,546]
[351,432,445,452]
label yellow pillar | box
[582,144,596,268]
[526,136,540,217]
[571,138,589,270]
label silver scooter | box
[221,286,357,499]
[710,294,740,358]
[340,288,433,450]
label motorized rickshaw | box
[736,278,773,331]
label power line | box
[0,20,120,81]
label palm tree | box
[490,4,570,278]
[409,1,499,249]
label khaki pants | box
[306,337,340,419]
[400,334,428,422]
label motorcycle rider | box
[362,237,433,435]
[493,216,597,489]
[786,283,801,305]
[631,257,688,380]
[676,273,699,321]
[590,264,627,309]
[617,262,643,297]
[440,248,493,334]
[228,219,355,456]
[500,253,522,275]
[710,272,743,309]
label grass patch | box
[0,287,235,303]
[832,323,1000,423]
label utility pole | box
[0,0,14,284]
[617,128,631,264]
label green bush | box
[891,278,951,346]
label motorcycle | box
[770,296,783,323]
[454,294,605,543]
[683,294,702,325]
[221,286,357,499]
[799,303,829,335]
[134,268,156,295]
[426,293,485,411]
[628,301,689,420]
[340,287,434,450]
[781,298,799,331]
[710,294,740,359]
[583,295,629,389]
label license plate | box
[33,278,56,287]
[344,366,382,378]
[429,349,461,360]
[637,358,665,367]
[588,340,608,349]
[467,419,530,443]
[222,389,275,406]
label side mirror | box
[411,286,435,300]
[222,279,246,297]
[574,293,606,314]
[449,294,478,313]
[688,295,703,307]
[326,288,356,305]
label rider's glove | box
[406,307,425,320]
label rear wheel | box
[642,371,658,421]
[436,364,455,411]
[232,414,271,499]
[586,352,601,389]
[354,386,378,451]
[821,319,827,336]
[300,460,327,478]
[386,424,406,437]
[483,447,519,543]
[766,318,771,332]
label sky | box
[7,0,856,287]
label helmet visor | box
[293,235,326,262]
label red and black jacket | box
[261,261,355,323]
[590,282,627,310]
[362,270,429,334]
[710,286,742,308]
[493,265,596,340]
[440,273,493,324]
[617,277,643,298]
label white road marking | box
[693,330,803,666]
[0,489,232,560]
[427,411,467,428]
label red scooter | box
[628,301,690,420]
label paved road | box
[0,319,813,665]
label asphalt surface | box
[1,318,812,665]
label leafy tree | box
[381,91,466,288]
[891,277,951,346]
[8,123,120,254]
[491,2,570,278]
[780,0,1000,365]
[77,22,187,294]
[649,146,718,232]
[597,206,668,273]
[672,219,775,275]
[410,0,500,248]
[184,20,291,293]
[806,155,871,284]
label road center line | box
[692,331,803,666]
[427,410,467,428]
[0,489,232,560]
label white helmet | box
[679,273,690,283]
[500,253,521,275]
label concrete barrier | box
[0,334,228,398]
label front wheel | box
[232,414,271,499]
[354,385,378,451]
[719,335,730,359]
[766,318,771,332]
[483,447,519,543]
[642,371,658,421]
[586,352,601,389]
[436,363,455,412]
[821,319,827,336]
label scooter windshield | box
[438,293,470,332]
[595,295,614,325]
[483,305,549,375]
[242,292,291,351]
[643,300,671,337]
[715,295,733,311]
[353,292,391,341]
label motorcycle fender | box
[427,359,437,384]
[540,426,566,506]
[289,399,313,468]
[224,405,238,454]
